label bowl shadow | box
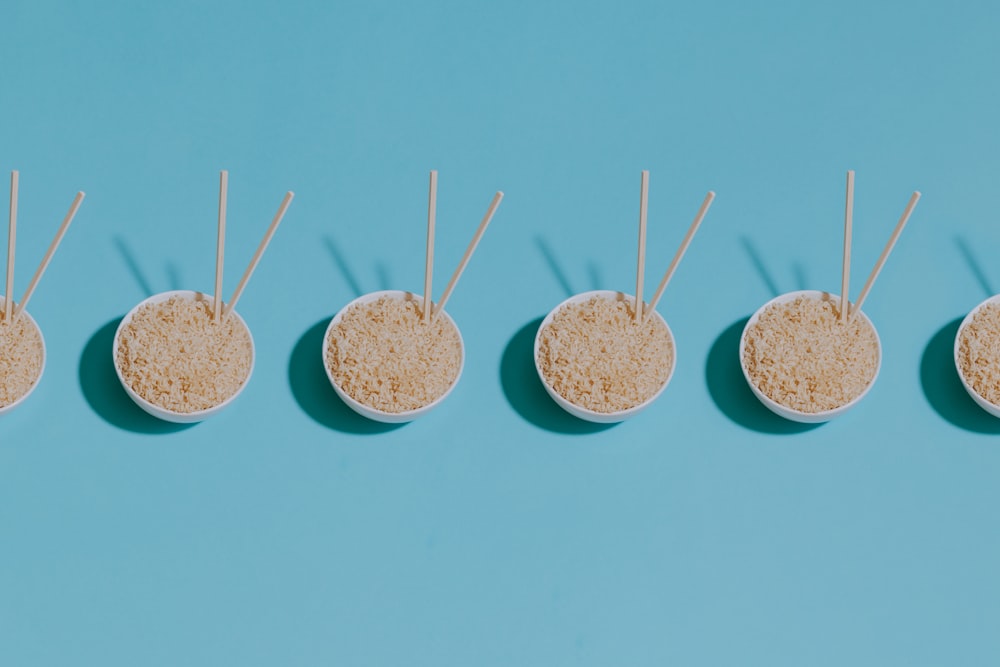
[79,318,195,434]
[500,317,617,434]
[921,316,1000,434]
[288,318,405,435]
[705,316,821,435]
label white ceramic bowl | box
[739,290,882,423]
[533,290,677,423]
[322,290,466,423]
[113,290,256,423]
[0,300,46,415]
[954,293,1000,418]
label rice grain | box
[0,306,44,408]
[326,295,462,413]
[742,294,879,413]
[957,302,1000,406]
[536,294,674,413]
[116,294,253,413]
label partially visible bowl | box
[323,290,465,423]
[533,290,677,423]
[954,293,1000,418]
[113,290,255,423]
[0,298,46,415]
[739,289,882,423]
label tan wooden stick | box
[5,171,18,321]
[841,170,854,322]
[423,170,437,322]
[214,170,228,322]
[15,191,86,319]
[849,191,921,322]
[645,191,715,319]
[224,191,294,317]
[635,170,649,322]
[432,191,504,322]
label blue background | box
[2,1,999,664]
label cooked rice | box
[0,304,44,408]
[326,295,462,413]
[536,294,674,413]
[957,302,1000,406]
[116,294,253,413]
[742,294,879,413]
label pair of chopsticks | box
[839,171,921,323]
[3,171,85,322]
[421,170,504,323]
[211,171,294,321]
[633,170,715,323]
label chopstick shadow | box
[165,262,183,292]
[741,236,780,298]
[375,262,392,292]
[705,316,821,434]
[499,317,617,434]
[324,236,364,299]
[288,318,405,434]
[920,316,1000,433]
[586,261,602,292]
[78,317,195,434]
[792,262,809,292]
[536,237,575,298]
[114,237,154,298]
[955,236,995,297]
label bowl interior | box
[0,301,46,415]
[533,290,677,423]
[113,290,255,423]
[738,290,882,423]
[953,293,1000,417]
[322,290,466,423]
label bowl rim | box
[953,292,1000,417]
[532,289,677,423]
[0,299,46,415]
[738,289,883,423]
[321,289,466,423]
[112,289,256,422]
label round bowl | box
[954,293,1000,418]
[533,289,677,423]
[739,289,882,423]
[113,290,256,423]
[0,299,46,415]
[322,290,466,423]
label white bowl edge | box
[322,290,466,424]
[738,289,882,424]
[533,289,677,424]
[112,290,256,423]
[954,293,1000,418]
[0,299,46,415]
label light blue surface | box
[2,1,999,664]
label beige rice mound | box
[0,307,44,408]
[742,294,879,413]
[536,295,675,413]
[957,302,1000,406]
[116,295,253,413]
[326,295,462,413]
